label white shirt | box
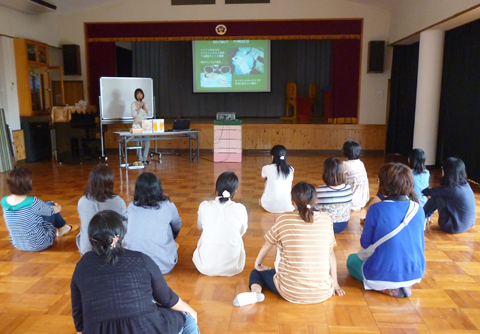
[343,159,370,211]
[193,198,248,276]
[261,164,295,213]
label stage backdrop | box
[86,19,362,122]
[131,40,330,118]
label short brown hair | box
[378,163,413,197]
[7,167,33,195]
[84,165,116,202]
[322,158,346,186]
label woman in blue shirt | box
[347,163,426,298]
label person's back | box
[261,164,295,213]
[268,211,335,303]
[342,141,369,210]
[193,198,247,276]
[77,196,126,255]
[361,200,426,285]
[437,182,476,233]
[412,170,430,206]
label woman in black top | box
[423,157,476,234]
[71,210,199,334]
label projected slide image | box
[193,40,270,93]
[200,64,232,88]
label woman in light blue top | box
[124,172,182,274]
[409,148,430,206]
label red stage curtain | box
[87,42,116,109]
[329,39,360,124]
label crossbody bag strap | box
[370,201,419,249]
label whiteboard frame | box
[100,77,155,120]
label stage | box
[103,118,386,152]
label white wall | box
[389,0,480,43]
[1,0,393,124]
[0,36,20,130]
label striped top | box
[1,196,56,251]
[315,184,352,223]
[265,211,336,304]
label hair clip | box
[111,235,119,248]
[279,156,285,160]
[222,190,231,198]
[306,204,311,209]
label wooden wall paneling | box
[62,81,84,106]
[12,130,26,161]
[102,123,385,151]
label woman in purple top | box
[423,157,476,234]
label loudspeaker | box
[62,44,81,76]
[367,41,385,73]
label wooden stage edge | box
[104,120,386,151]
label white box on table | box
[153,119,164,132]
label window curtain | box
[132,40,331,118]
[385,43,419,156]
[438,19,480,181]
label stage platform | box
[103,118,386,151]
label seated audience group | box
[1,141,477,334]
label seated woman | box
[71,210,199,334]
[1,167,71,252]
[422,157,476,234]
[315,157,352,234]
[342,141,370,211]
[234,182,344,306]
[193,172,248,276]
[124,172,181,274]
[77,165,127,255]
[347,163,426,298]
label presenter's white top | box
[261,164,295,213]
[131,101,150,119]
[193,198,248,276]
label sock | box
[233,292,265,306]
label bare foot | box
[57,225,72,237]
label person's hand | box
[254,262,272,272]
[141,101,146,108]
[333,282,345,296]
[186,309,197,323]
[53,203,62,214]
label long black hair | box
[442,157,467,187]
[88,210,126,265]
[291,182,317,223]
[409,148,427,174]
[133,172,169,209]
[271,145,292,179]
[216,172,239,203]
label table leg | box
[189,137,192,162]
[118,138,122,166]
[196,132,200,163]
[124,138,129,169]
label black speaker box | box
[62,44,81,75]
[367,41,385,73]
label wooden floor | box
[1,152,480,334]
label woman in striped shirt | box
[1,167,71,252]
[234,182,344,306]
[315,158,353,234]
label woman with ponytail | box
[233,182,344,306]
[193,172,248,276]
[71,210,200,334]
[260,145,295,213]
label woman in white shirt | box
[131,88,151,164]
[260,145,295,213]
[193,172,248,276]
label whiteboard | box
[100,77,155,120]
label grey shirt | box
[124,201,182,274]
[77,196,127,255]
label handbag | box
[357,201,419,261]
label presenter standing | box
[131,88,151,164]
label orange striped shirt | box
[265,211,335,304]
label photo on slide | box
[200,64,232,88]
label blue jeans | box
[249,269,280,295]
[178,313,200,334]
[43,202,67,229]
